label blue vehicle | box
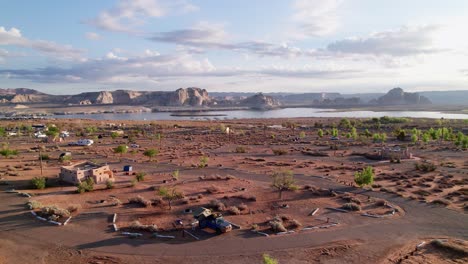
[193,207,232,234]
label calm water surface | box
[50,108,468,121]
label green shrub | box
[106,180,114,189]
[262,254,278,264]
[235,146,247,153]
[135,172,146,182]
[341,202,361,211]
[39,154,50,160]
[76,177,94,193]
[272,149,288,155]
[31,177,46,189]
[354,166,374,187]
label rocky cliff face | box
[51,88,210,106]
[240,93,280,109]
[373,88,431,105]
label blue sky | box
[1,0,467,94]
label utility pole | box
[39,146,43,177]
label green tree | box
[299,131,306,138]
[114,145,128,158]
[331,128,339,137]
[354,166,374,187]
[339,118,352,129]
[143,148,158,161]
[350,127,358,140]
[271,170,298,199]
[158,186,184,210]
[317,129,323,138]
[110,132,119,139]
[411,134,418,144]
[45,126,60,140]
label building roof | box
[61,161,104,171]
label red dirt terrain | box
[0,117,466,263]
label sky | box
[0,0,467,95]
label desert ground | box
[0,117,467,263]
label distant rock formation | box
[240,93,280,109]
[372,88,431,105]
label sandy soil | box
[0,117,466,263]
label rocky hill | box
[372,88,431,105]
[0,87,211,107]
[239,93,280,109]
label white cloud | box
[292,0,342,37]
[88,0,198,33]
[149,23,304,58]
[0,26,84,60]
[85,32,101,40]
[325,25,442,57]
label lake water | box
[50,108,468,121]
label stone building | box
[59,161,114,184]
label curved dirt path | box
[1,168,466,260]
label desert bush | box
[128,195,151,207]
[109,197,122,206]
[431,199,451,206]
[235,146,247,153]
[172,169,179,180]
[413,190,431,196]
[272,149,288,156]
[208,199,226,211]
[374,199,387,206]
[199,156,209,168]
[106,180,114,189]
[415,162,437,172]
[238,203,248,211]
[26,200,43,210]
[151,197,163,206]
[262,254,278,264]
[269,220,287,232]
[31,177,46,190]
[342,196,361,205]
[289,219,302,228]
[129,220,158,232]
[341,202,361,211]
[251,223,259,231]
[130,179,137,187]
[67,204,81,213]
[76,177,94,194]
[236,194,257,201]
[430,239,468,256]
[41,206,70,218]
[354,166,374,187]
[225,175,236,180]
[39,154,50,161]
[228,206,241,215]
[206,185,221,194]
[135,172,146,182]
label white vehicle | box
[130,143,140,148]
[60,131,70,138]
[69,139,94,146]
[34,132,47,138]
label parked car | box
[69,139,94,146]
